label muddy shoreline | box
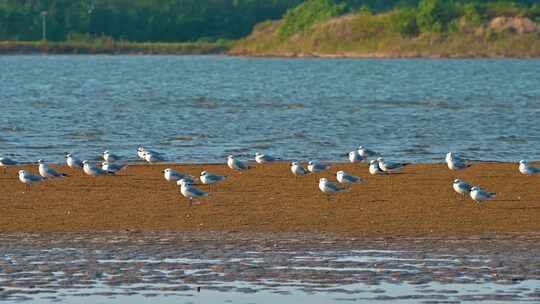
[0,162,539,235]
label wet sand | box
[0,162,539,235]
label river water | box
[1,56,539,163]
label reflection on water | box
[0,232,539,303]
[0,56,539,163]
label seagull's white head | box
[255,152,262,156]
[471,186,479,191]
[37,159,44,164]
[370,159,377,165]
[349,151,356,156]
[319,178,328,183]
[291,161,298,166]
[337,170,344,176]
[358,145,365,150]
[18,170,25,175]
[163,168,172,173]
[177,179,190,186]
[227,155,233,160]
[377,157,383,162]
[201,171,208,176]
[453,179,461,184]
[308,161,314,165]
[103,150,109,154]
[519,160,527,165]
[82,160,89,165]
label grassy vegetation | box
[231,0,540,58]
[0,39,229,55]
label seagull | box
[138,146,164,161]
[377,157,409,173]
[255,152,275,164]
[227,155,249,171]
[102,161,128,174]
[453,179,472,196]
[38,159,68,178]
[336,170,365,185]
[103,150,119,163]
[319,178,348,202]
[137,147,146,160]
[358,146,378,159]
[446,152,471,170]
[519,160,540,175]
[348,151,364,163]
[143,151,166,163]
[82,160,113,176]
[0,157,18,175]
[470,186,496,204]
[200,171,227,185]
[65,153,83,169]
[178,179,208,206]
[18,170,46,190]
[290,161,308,176]
[163,168,194,183]
[307,161,329,173]
[369,159,384,175]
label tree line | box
[0,0,538,42]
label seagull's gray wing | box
[47,167,67,177]
[1,158,18,166]
[187,186,208,197]
[344,174,361,183]
[27,174,45,182]
[208,174,226,182]
[234,159,248,170]
[327,182,346,192]
[458,182,472,192]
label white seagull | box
[103,150,119,163]
[227,155,249,171]
[319,178,348,202]
[348,151,364,163]
[358,146,378,159]
[178,179,208,206]
[0,157,18,174]
[138,146,164,161]
[102,161,128,174]
[143,151,166,163]
[255,152,276,164]
[369,159,384,175]
[200,171,227,185]
[18,170,46,190]
[290,161,308,176]
[519,160,540,175]
[65,153,83,169]
[446,152,471,170]
[307,161,329,173]
[163,168,194,183]
[453,179,473,196]
[336,170,365,185]
[38,159,68,178]
[377,157,409,173]
[82,160,113,176]
[470,186,496,204]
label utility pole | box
[41,11,47,41]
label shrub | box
[391,9,419,37]
[278,0,348,38]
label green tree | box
[278,0,348,37]
[416,0,456,33]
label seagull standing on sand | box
[255,152,275,164]
[519,160,540,175]
[82,160,113,176]
[0,157,18,175]
[65,153,83,169]
[38,159,68,178]
[470,186,496,204]
[369,159,384,175]
[103,150,119,163]
[227,155,249,171]
[453,179,473,196]
[358,146,378,159]
[178,179,208,206]
[163,168,194,183]
[319,178,348,202]
[102,161,128,174]
[138,147,164,161]
[446,152,471,170]
[377,157,408,173]
[348,151,364,163]
[336,170,365,186]
[18,170,46,190]
[200,171,227,191]
[307,161,329,173]
[290,161,308,176]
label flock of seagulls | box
[1,145,538,206]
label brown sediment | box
[0,162,538,236]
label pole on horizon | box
[41,11,47,41]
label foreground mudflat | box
[0,162,539,235]
[0,231,539,303]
